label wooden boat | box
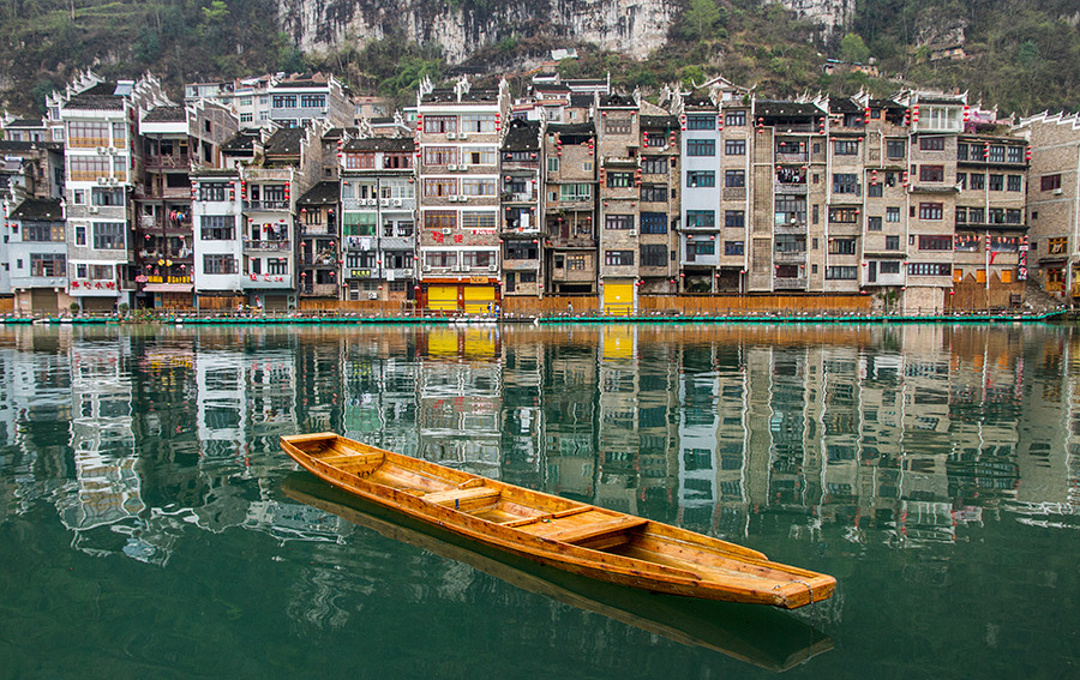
[280,432,836,609]
[282,473,834,670]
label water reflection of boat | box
[281,433,836,608]
[281,474,834,672]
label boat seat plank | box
[424,486,501,506]
[542,516,649,544]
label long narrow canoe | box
[280,432,836,608]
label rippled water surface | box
[1,323,1078,679]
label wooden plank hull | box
[280,432,837,608]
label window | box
[988,174,1004,191]
[640,244,667,266]
[969,173,985,190]
[567,254,586,270]
[829,238,857,255]
[725,139,746,155]
[686,171,715,188]
[462,250,495,267]
[300,94,326,108]
[880,261,901,274]
[826,266,857,279]
[988,145,1006,163]
[1008,175,1022,192]
[919,203,944,220]
[1007,146,1024,163]
[919,165,944,182]
[686,115,715,130]
[30,253,65,277]
[462,211,497,229]
[1041,174,1061,191]
[724,111,746,126]
[266,258,288,275]
[724,170,745,187]
[68,156,111,181]
[1049,237,1067,254]
[605,215,634,230]
[867,182,883,197]
[868,216,882,231]
[643,134,666,147]
[687,139,715,156]
[92,222,124,250]
[725,210,745,228]
[919,235,953,250]
[604,250,634,265]
[547,157,559,173]
[423,147,457,166]
[423,116,457,133]
[461,178,496,196]
[559,184,591,201]
[908,263,952,276]
[201,215,234,240]
[425,251,456,267]
[919,136,945,151]
[832,173,859,194]
[724,241,744,256]
[954,233,979,252]
[885,235,900,250]
[886,139,906,159]
[957,173,967,190]
[204,254,237,274]
[886,206,900,223]
[607,172,634,188]
[640,213,668,234]
[686,210,715,228]
[24,222,64,242]
[75,225,86,246]
[423,211,456,231]
[604,117,631,134]
[67,121,109,147]
[423,178,456,197]
[464,147,498,166]
[1006,208,1022,224]
[640,184,667,202]
[199,182,228,202]
[461,114,496,133]
[271,95,297,108]
[689,241,715,256]
[834,139,859,155]
[642,156,667,174]
[829,207,858,223]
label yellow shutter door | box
[427,285,459,312]
[463,286,495,315]
[603,282,634,316]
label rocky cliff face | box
[276,0,679,63]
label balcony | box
[244,200,290,211]
[301,222,333,235]
[144,153,192,170]
[243,239,291,252]
[299,283,339,297]
[775,151,809,163]
[775,181,807,195]
[502,191,537,203]
[773,277,808,290]
[774,250,807,263]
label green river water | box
[0,323,1077,679]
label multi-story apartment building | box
[268,73,352,130]
[339,136,417,303]
[859,96,910,295]
[637,111,680,294]
[48,72,171,313]
[499,119,542,299]
[1016,112,1080,299]
[5,198,67,314]
[295,180,341,302]
[543,121,598,298]
[596,93,641,315]
[415,81,508,314]
[133,101,238,309]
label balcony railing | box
[774,250,807,263]
[243,239,291,252]
[773,277,808,290]
[244,200,290,211]
[144,153,192,169]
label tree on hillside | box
[840,33,871,64]
[683,0,721,42]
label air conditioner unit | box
[422,264,432,272]
[88,206,99,214]
[446,132,457,140]
[392,198,403,207]
[629,229,637,236]
[402,268,413,277]
[367,291,378,300]
[447,164,458,171]
[381,198,390,206]
[458,164,469,171]
[459,133,468,140]
[97,177,108,185]
[107,177,118,185]
[1053,188,1064,195]
[441,228,452,235]
[96,147,106,155]
[366,198,377,206]
[488,264,498,272]
[107,147,117,155]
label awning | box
[143,283,193,293]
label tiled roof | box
[265,127,304,156]
[143,106,186,122]
[342,137,414,152]
[11,198,63,221]
[64,82,124,110]
[503,119,541,151]
[296,180,340,205]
